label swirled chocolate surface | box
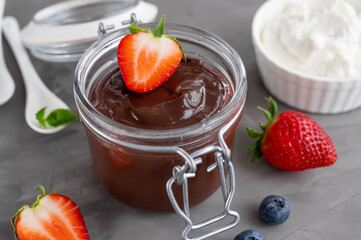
[90,58,232,130]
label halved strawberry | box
[11,186,90,240]
[117,16,184,93]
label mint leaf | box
[36,107,77,128]
[45,109,77,127]
[36,107,47,128]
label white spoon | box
[0,0,15,105]
[2,16,70,134]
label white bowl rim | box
[252,0,361,84]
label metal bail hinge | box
[166,145,240,240]
[98,22,115,37]
[122,13,138,25]
[166,108,243,240]
[98,13,138,37]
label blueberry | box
[234,229,265,240]
[259,195,290,224]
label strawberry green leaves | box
[246,98,337,171]
[246,127,262,138]
[129,21,150,35]
[151,16,165,37]
[246,140,263,163]
[246,97,277,163]
[31,185,56,208]
[257,97,277,121]
[36,107,77,129]
[128,16,186,61]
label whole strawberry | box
[11,186,90,240]
[246,98,337,171]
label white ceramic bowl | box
[252,0,361,114]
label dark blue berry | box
[234,229,265,240]
[259,195,290,224]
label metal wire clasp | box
[98,13,138,37]
[166,109,242,240]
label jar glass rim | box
[33,0,140,26]
[74,23,247,141]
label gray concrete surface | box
[1,0,360,239]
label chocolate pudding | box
[90,58,232,130]
[85,58,239,211]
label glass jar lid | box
[20,0,158,62]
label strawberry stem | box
[245,97,278,163]
[31,185,48,208]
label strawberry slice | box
[11,186,90,240]
[117,16,184,93]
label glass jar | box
[74,24,247,212]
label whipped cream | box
[262,0,361,78]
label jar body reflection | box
[86,122,241,211]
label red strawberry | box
[246,98,337,171]
[117,16,184,93]
[11,186,90,240]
